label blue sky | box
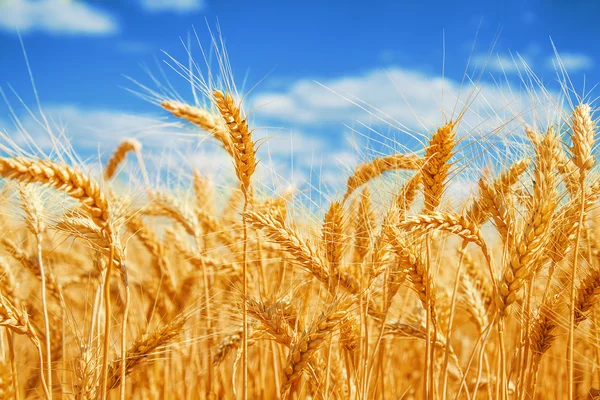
[0,0,597,200]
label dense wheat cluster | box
[2,43,600,400]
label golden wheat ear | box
[106,311,189,391]
[161,100,235,157]
[422,121,456,213]
[342,153,422,202]
[213,90,257,192]
[104,138,141,181]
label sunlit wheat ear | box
[244,210,360,295]
[458,249,492,333]
[475,180,514,246]
[497,127,559,317]
[384,320,447,349]
[530,294,560,377]
[386,228,437,326]
[342,153,423,202]
[245,298,339,399]
[54,215,124,269]
[255,192,292,226]
[18,183,54,395]
[570,104,595,172]
[74,345,101,399]
[322,200,344,271]
[281,298,349,398]
[398,211,490,257]
[246,298,298,346]
[370,206,400,278]
[106,311,189,391]
[339,315,359,353]
[557,150,581,196]
[243,209,329,286]
[395,173,422,217]
[368,175,422,276]
[213,328,243,366]
[213,326,265,366]
[422,121,456,213]
[213,90,257,192]
[466,158,530,228]
[0,293,38,343]
[161,99,234,157]
[104,138,141,180]
[0,157,110,225]
[212,88,256,399]
[19,184,46,235]
[574,266,600,325]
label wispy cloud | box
[472,53,531,75]
[546,52,594,72]
[116,40,153,55]
[0,0,118,35]
[137,0,205,13]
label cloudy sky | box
[0,0,596,200]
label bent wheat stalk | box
[214,89,257,400]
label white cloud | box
[138,0,205,13]
[0,0,118,35]
[546,52,594,72]
[250,65,554,137]
[0,105,176,153]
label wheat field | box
[1,35,600,400]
